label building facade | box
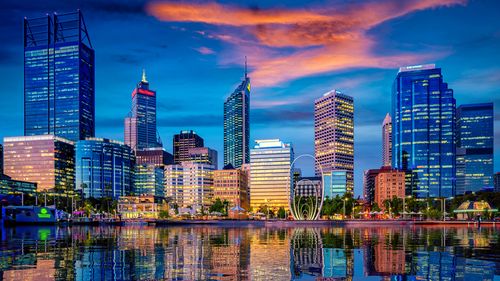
[124,70,160,151]
[250,139,293,212]
[0,175,37,196]
[224,68,250,169]
[374,168,406,210]
[294,177,322,198]
[392,64,456,198]
[164,164,184,204]
[75,138,135,199]
[136,147,173,167]
[494,172,500,192]
[24,12,95,142]
[323,170,349,198]
[314,90,354,195]
[173,130,204,164]
[188,147,218,169]
[213,167,249,210]
[0,144,3,175]
[382,113,392,167]
[3,135,75,194]
[134,164,164,198]
[363,168,382,204]
[456,103,494,194]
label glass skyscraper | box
[125,70,160,151]
[456,103,494,194]
[24,11,95,142]
[75,138,135,199]
[134,164,164,198]
[224,66,250,168]
[314,90,354,195]
[392,64,456,198]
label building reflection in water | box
[0,225,498,280]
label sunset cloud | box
[194,46,215,55]
[147,0,466,87]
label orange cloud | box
[147,0,466,87]
[195,46,215,55]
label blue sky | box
[0,0,499,196]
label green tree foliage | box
[210,198,225,214]
[278,207,286,219]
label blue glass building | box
[323,170,348,198]
[456,103,494,194]
[76,138,135,199]
[392,64,456,198]
[224,62,250,168]
[24,11,95,142]
[124,70,160,151]
[134,164,164,198]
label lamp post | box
[343,198,347,219]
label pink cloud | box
[195,46,215,55]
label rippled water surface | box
[0,225,499,280]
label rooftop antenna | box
[244,56,247,79]
[142,68,148,83]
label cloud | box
[194,46,215,55]
[147,0,465,87]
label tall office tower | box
[456,103,494,194]
[124,70,160,151]
[249,139,293,212]
[3,135,74,194]
[75,138,135,199]
[213,166,249,210]
[24,11,95,142]
[134,164,164,198]
[363,168,381,204]
[494,172,500,192]
[136,147,173,167]
[392,64,456,198]
[173,130,204,164]
[314,90,354,195]
[0,144,3,175]
[188,147,218,169]
[224,61,250,168]
[382,113,392,167]
[164,164,184,204]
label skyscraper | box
[125,70,160,151]
[249,139,293,212]
[173,130,204,164]
[456,103,494,193]
[134,164,164,198]
[75,138,135,199]
[392,64,456,198]
[314,90,354,195]
[224,60,250,168]
[24,11,95,142]
[382,113,392,167]
[0,144,3,175]
[3,135,75,195]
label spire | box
[383,113,392,125]
[141,68,148,83]
[244,56,247,79]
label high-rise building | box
[136,147,173,167]
[0,144,3,175]
[75,138,135,199]
[134,164,164,198]
[164,162,214,211]
[382,113,392,167]
[314,90,354,195]
[24,11,95,142]
[213,165,249,210]
[494,172,500,192]
[374,168,405,210]
[456,103,494,194]
[124,70,160,151]
[392,64,456,198]
[250,139,293,212]
[173,130,204,164]
[224,61,250,168]
[3,135,75,194]
[363,168,382,204]
[188,147,218,169]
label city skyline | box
[0,1,499,196]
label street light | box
[343,198,347,219]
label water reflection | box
[0,225,498,280]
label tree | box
[372,202,381,212]
[210,198,225,214]
[277,207,286,219]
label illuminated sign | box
[38,208,51,219]
[247,82,251,92]
[132,88,156,97]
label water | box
[0,225,499,280]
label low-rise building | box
[374,168,405,209]
[117,195,167,219]
[213,165,249,210]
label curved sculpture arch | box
[289,154,324,220]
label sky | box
[0,0,499,196]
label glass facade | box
[456,103,494,194]
[75,138,135,199]
[3,135,75,195]
[314,90,354,195]
[323,170,348,198]
[224,74,250,169]
[0,144,3,175]
[24,12,95,142]
[0,175,37,196]
[124,70,160,150]
[392,64,456,198]
[249,139,293,212]
[134,164,164,198]
[188,147,218,169]
[173,130,204,164]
